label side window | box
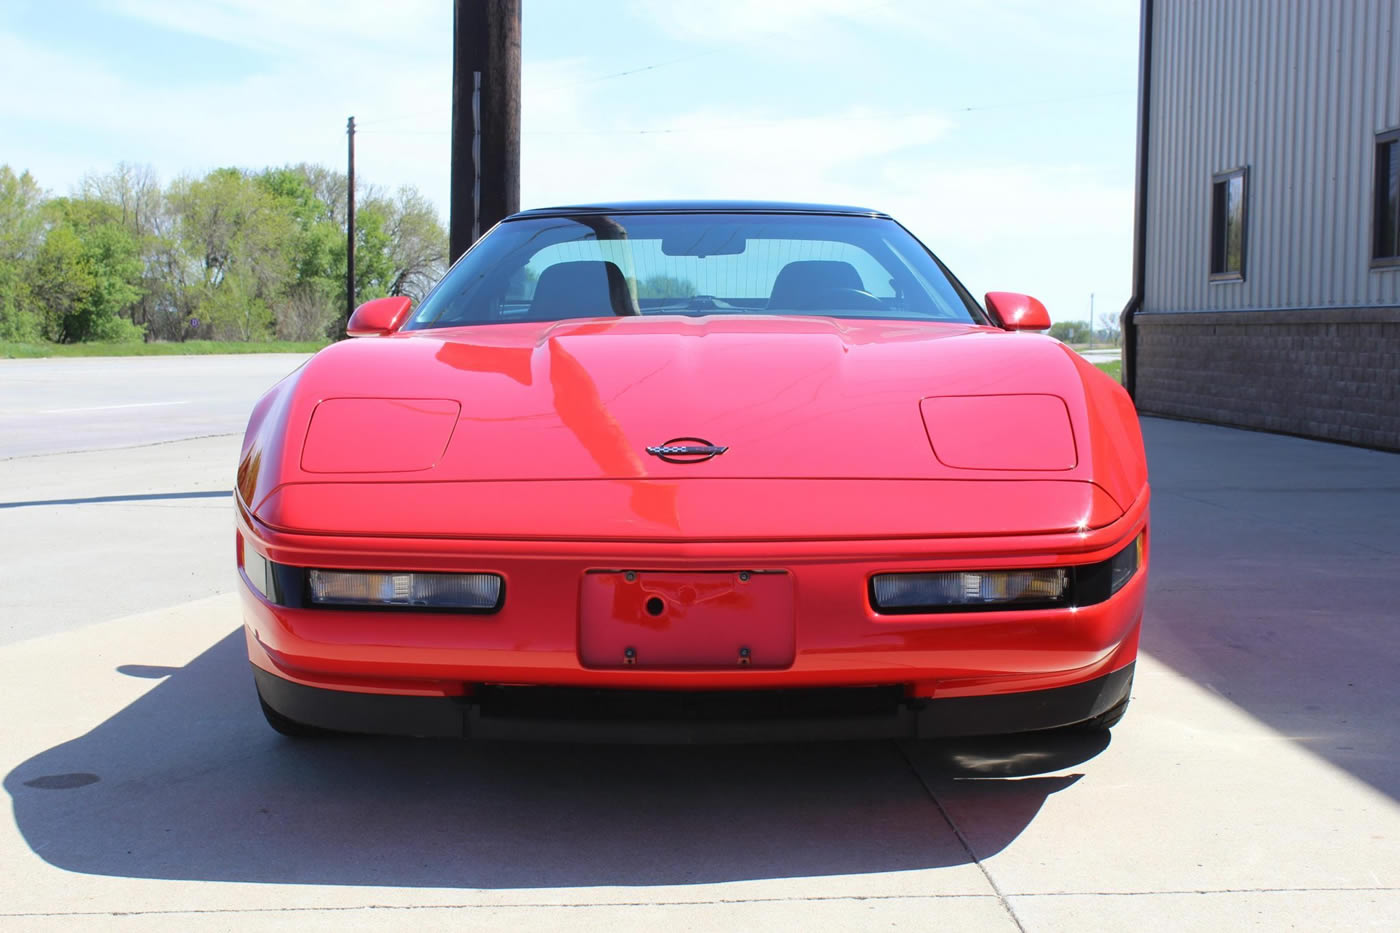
[1209,167,1248,281]
[1373,130,1400,267]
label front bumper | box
[253,662,1135,742]
[237,483,1148,728]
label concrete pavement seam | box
[5,887,1397,919]
[0,432,241,462]
[1009,886,1400,897]
[895,742,1029,933]
[0,893,1005,918]
[1159,488,1399,556]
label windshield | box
[403,212,985,330]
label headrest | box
[767,260,865,309]
[529,260,638,319]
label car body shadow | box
[6,629,1106,888]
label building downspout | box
[1122,0,1154,400]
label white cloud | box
[632,0,908,45]
[630,0,1138,58]
[886,162,1132,242]
[103,0,444,53]
[3,0,1136,324]
[0,5,453,205]
[887,163,1134,323]
[522,105,951,207]
[518,67,1130,324]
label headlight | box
[870,533,1144,614]
[871,569,1068,612]
[308,570,503,611]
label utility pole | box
[450,0,521,262]
[1089,292,1095,348]
[346,115,356,325]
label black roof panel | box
[508,200,890,220]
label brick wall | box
[1132,307,1400,451]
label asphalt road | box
[0,354,311,458]
[1,353,1397,931]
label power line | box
[538,49,722,92]
[358,0,915,128]
[951,90,1129,113]
[356,51,719,129]
[356,90,1131,139]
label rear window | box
[404,212,983,330]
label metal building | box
[1123,0,1400,450]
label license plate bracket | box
[578,571,795,669]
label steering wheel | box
[791,287,886,311]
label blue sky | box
[0,0,1139,324]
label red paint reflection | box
[548,337,680,530]
[434,341,534,385]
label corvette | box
[236,201,1149,741]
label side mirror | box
[346,296,413,337]
[985,292,1051,331]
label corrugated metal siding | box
[1144,0,1400,312]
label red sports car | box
[236,202,1149,741]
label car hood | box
[239,316,1147,533]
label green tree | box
[3,159,449,346]
[196,266,273,340]
[256,167,342,339]
[329,199,395,333]
[0,166,46,341]
[636,275,696,299]
[1049,319,1093,345]
[287,164,446,335]
[28,225,90,342]
[79,163,172,339]
[169,168,296,340]
[28,199,144,343]
[380,186,448,301]
[350,201,395,298]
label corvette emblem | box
[645,437,729,463]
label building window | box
[1373,130,1400,267]
[1210,168,1248,280]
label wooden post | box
[450,0,521,263]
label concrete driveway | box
[0,355,1396,931]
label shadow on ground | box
[1139,417,1400,800]
[5,629,1106,888]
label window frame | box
[1371,129,1400,270]
[1208,166,1249,283]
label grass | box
[1095,360,1122,382]
[1,339,329,359]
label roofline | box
[506,201,892,220]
